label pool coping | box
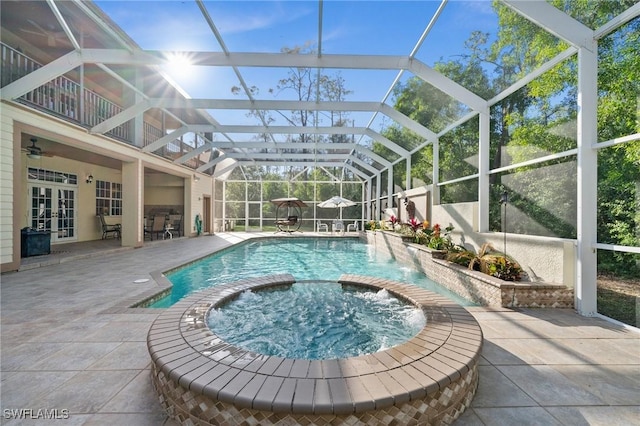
[147,274,483,418]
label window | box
[27,167,77,184]
[95,180,122,215]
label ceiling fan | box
[23,138,53,159]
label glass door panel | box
[29,184,77,243]
[30,186,52,232]
[56,188,76,241]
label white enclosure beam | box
[143,127,190,152]
[408,60,487,112]
[174,143,217,164]
[353,145,392,168]
[503,0,594,50]
[222,152,351,160]
[575,43,599,316]
[1,51,82,100]
[478,108,490,232]
[91,100,151,134]
[79,49,411,70]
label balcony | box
[1,43,207,170]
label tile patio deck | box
[1,233,638,425]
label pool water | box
[207,282,426,360]
[151,238,473,308]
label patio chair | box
[347,221,359,232]
[169,214,183,237]
[99,214,121,239]
[317,220,329,232]
[332,220,344,234]
[147,215,167,240]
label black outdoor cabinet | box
[21,228,51,257]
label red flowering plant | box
[408,217,421,233]
[427,223,454,251]
[389,215,399,230]
[405,217,426,243]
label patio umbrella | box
[318,196,356,208]
[318,196,356,220]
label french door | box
[29,184,77,243]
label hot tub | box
[147,274,483,425]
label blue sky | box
[94,1,498,129]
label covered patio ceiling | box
[2,0,638,181]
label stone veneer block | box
[148,274,482,425]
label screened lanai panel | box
[224,181,245,201]
[393,75,472,134]
[440,179,478,205]
[597,144,640,248]
[316,183,341,204]
[418,1,568,97]
[322,1,440,56]
[411,149,434,187]
[596,251,639,328]
[489,62,578,170]
[290,181,314,203]
[226,167,246,181]
[556,1,637,30]
[489,157,577,238]
[413,1,500,70]
[597,18,640,142]
[247,182,261,201]
[261,181,289,209]
[438,117,479,182]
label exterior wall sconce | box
[86,174,93,184]
[193,174,200,182]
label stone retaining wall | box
[362,231,574,308]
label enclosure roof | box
[1,0,638,181]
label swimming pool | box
[151,237,474,308]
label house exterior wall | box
[0,104,212,272]
[0,108,16,270]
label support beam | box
[91,100,151,134]
[478,108,490,232]
[142,127,190,152]
[0,51,82,100]
[575,43,599,316]
[79,49,412,70]
[503,0,594,50]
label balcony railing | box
[1,43,207,170]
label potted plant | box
[407,217,423,243]
[426,223,454,258]
[445,243,523,281]
[389,215,398,227]
[470,243,523,281]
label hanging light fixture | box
[500,190,508,255]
